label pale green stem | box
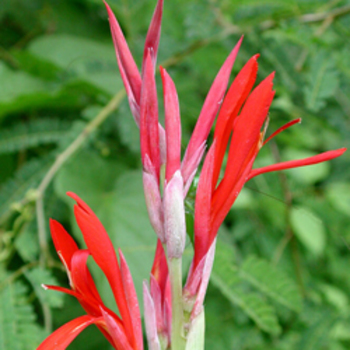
[168,257,186,350]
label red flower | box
[38,193,143,350]
[192,54,346,270]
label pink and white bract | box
[38,0,346,349]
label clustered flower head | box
[38,0,346,349]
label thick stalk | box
[168,257,186,350]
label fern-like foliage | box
[24,267,65,308]
[304,52,339,112]
[298,313,337,350]
[0,279,44,350]
[0,156,52,219]
[211,240,303,335]
[211,241,281,335]
[0,119,70,155]
[240,255,302,312]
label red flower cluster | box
[38,193,143,350]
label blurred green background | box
[0,0,350,349]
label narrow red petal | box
[104,1,142,103]
[50,219,78,271]
[37,315,103,350]
[212,54,259,187]
[212,73,275,215]
[248,148,347,180]
[160,66,182,182]
[151,239,168,295]
[193,141,216,269]
[70,250,104,317]
[140,52,160,180]
[263,118,301,145]
[211,139,258,238]
[142,0,164,72]
[182,37,243,183]
[101,308,134,350]
[67,192,134,347]
[119,249,143,350]
[42,284,78,298]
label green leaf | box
[298,313,336,350]
[326,183,350,216]
[0,119,70,155]
[0,62,55,118]
[290,206,326,256]
[28,34,123,95]
[304,52,339,112]
[25,267,65,308]
[0,280,44,350]
[211,241,281,335]
[240,255,302,312]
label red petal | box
[70,250,104,317]
[182,37,243,183]
[50,219,78,271]
[142,0,164,72]
[104,1,142,103]
[151,239,169,296]
[263,118,301,145]
[193,141,216,268]
[119,249,143,350]
[212,54,259,186]
[211,141,258,238]
[140,52,160,180]
[42,284,78,298]
[101,308,134,350]
[248,148,347,180]
[160,66,182,181]
[212,73,275,217]
[67,192,134,347]
[37,315,103,350]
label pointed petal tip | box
[337,147,347,155]
[41,284,49,290]
[67,192,91,214]
[103,0,113,14]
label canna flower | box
[38,193,142,350]
[184,54,346,318]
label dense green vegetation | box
[0,0,349,349]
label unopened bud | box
[164,170,186,259]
